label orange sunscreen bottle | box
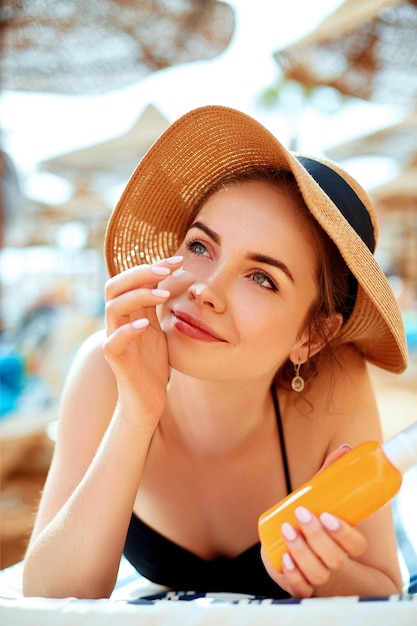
[258,422,417,572]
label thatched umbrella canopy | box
[274,0,417,107]
[4,104,171,251]
[371,163,417,208]
[40,104,170,185]
[4,186,111,248]
[326,112,417,167]
[371,163,417,294]
[0,0,234,95]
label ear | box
[289,312,343,364]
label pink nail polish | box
[132,318,149,330]
[281,523,297,541]
[151,289,170,298]
[151,266,171,276]
[283,553,295,571]
[166,255,184,265]
[295,506,313,525]
[320,512,340,531]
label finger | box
[105,264,172,301]
[105,254,183,310]
[318,444,352,473]
[155,255,184,268]
[261,547,313,598]
[281,521,331,587]
[103,318,150,359]
[294,507,348,571]
[281,553,314,598]
[320,512,367,558]
[105,288,170,335]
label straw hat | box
[105,105,407,374]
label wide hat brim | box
[105,105,408,374]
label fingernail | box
[172,267,185,277]
[151,289,170,298]
[283,553,296,571]
[281,523,297,542]
[295,506,313,525]
[338,443,353,451]
[166,255,184,265]
[320,512,340,531]
[131,318,149,330]
[151,266,171,276]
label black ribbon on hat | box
[296,156,375,252]
[296,156,376,320]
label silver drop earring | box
[291,362,305,392]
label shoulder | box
[65,329,112,379]
[280,345,373,414]
[60,329,118,416]
[277,345,382,484]
[72,328,107,362]
[309,344,382,447]
[307,344,374,405]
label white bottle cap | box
[383,422,417,475]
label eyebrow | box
[191,221,221,244]
[190,220,295,283]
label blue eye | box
[251,272,278,291]
[186,240,209,256]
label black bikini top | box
[123,386,292,599]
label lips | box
[172,310,226,342]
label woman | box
[23,106,407,600]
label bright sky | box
[0,0,402,204]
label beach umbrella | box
[371,163,417,290]
[0,0,234,95]
[40,104,170,185]
[274,0,417,107]
[371,162,417,208]
[325,111,417,167]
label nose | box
[188,278,227,312]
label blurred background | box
[1,0,416,568]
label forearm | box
[23,409,155,599]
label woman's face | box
[158,180,320,384]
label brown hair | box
[190,166,354,388]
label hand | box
[261,447,367,598]
[261,508,367,598]
[103,256,183,425]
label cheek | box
[235,288,315,356]
[235,300,298,359]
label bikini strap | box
[271,385,292,494]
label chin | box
[167,346,210,379]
